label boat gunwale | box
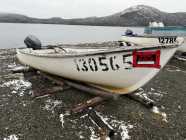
[17,45,178,58]
[121,34,179,38]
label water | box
[0,23,144,49]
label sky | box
[0,0,186,19]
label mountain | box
[0,5,186,26]
[66,5,186,26]
[0,13,31,23]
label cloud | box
[0,0,186,18]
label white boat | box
[121,34,184,47]
[16,36,184,94]
[177,38,186,52]
[144,24,186,52]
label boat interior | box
[20,44,135,57]
[19,35,180,57]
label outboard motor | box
[24,35,42,50]
[125,29,134,36]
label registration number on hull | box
[73,50,161,72]
[74,55,127,72]
[158,37,177,44]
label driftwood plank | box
[71,96,105,114]
[88,108,116,139]
[39,72,155,109]
[39,72,118,99]
[38,72,65,87]
[32,86,63,98]
[11,66,36,73]
[126,93,155,108]
[21,69,155,109]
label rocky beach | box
[0,45,186,140]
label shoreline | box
[0,22,146,28]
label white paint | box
[4,134,18,140]
[64,48,107,54]
[177,39,186,52]
[17,44,177,95]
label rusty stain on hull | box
[89,84,133,95]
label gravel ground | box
[0,47,186,140]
